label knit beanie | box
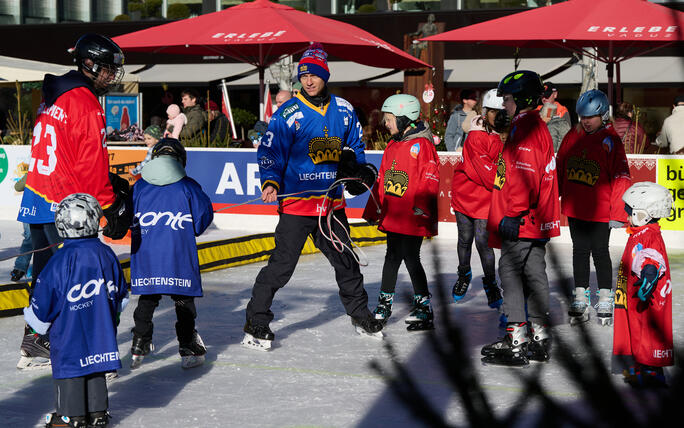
[144,125,162,140]
[297,43,330,83]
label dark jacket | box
[180,104,207,141]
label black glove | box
[102,173,132,240]
[636,264,658,302]
[336,148,377,196]
[499,216,521,241]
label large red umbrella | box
[113,0,429,115]
[422,0,684,103]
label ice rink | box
[0,220,681,427]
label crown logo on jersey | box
[384,161,409,198]
[566,150,600,187]
[493,153,506,190]
[308,127,342,164]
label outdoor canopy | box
[421,0,684,103]
[113,0,429,116]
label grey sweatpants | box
[499,239,550,325]
[54,373,108,417]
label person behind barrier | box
[16,33,132,371]
[243,43,381,351]
[128,138,214,370]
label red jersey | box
[451,128,503,220]
[363,127,439,237]
[613,223,673,367]
[19,71,115,224]
[557,126,631,223]
[487,110,560,248]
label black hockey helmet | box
[497,70,544,111]
[152,138,187,167]
[70,33,125,94]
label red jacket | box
[363,125,439,237]
[19,71,115,224]
[451,128,503,219]
[613,223,673,367]
[557,126,631,223]
[487,110,560,248]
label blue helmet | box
[576,90,610,121]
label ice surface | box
[0,220,681,427]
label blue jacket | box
[24,238,128,379]
[130,164,213,297]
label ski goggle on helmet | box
[622,181,673,227]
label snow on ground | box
[0,220,682,427]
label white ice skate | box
[241,333,273,351]
[16,354,51,370]
[595,289,614,326]
[569,287,590,326]
[105,371,119,382]
[181,355,206,369]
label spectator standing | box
[11,173,32,282]
[612,102,648,154]
[275,90,292,109]
[131,125,162,176]
[444,89,478,151]
[654,95,684,154]
[206,100,230,146]
[536,82,571,151]
[179,89,207,142]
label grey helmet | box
[576,89,610,121]
[55,193,103,238]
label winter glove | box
[636,264,659,302]
[102,173,133,240]
[336,148,377,196]
[499,216,521,241]
[609,220,624,229]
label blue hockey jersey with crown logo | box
[24,238,128,379]
[257,92,365,216]
[130,176,213,297]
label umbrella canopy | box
[113,0,429,116]
[422,0,684,103]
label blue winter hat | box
[297,43,330,83]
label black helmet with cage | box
[70,33,125,95]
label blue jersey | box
[257,93,365,216]
[130,176,213,297]
[24,238,128,379]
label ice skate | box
[595,288,614,326]
[373,291,394,324]
[481,322,529,367]
[87,411,110,427]
[527,323,551,362]
[45,413,88,427]
[351,315,384,340]
[568,287,590,325]
[17,325,51,370]
[241,320,275,351]
[105,371,118,382]
[623,365,667,388]
[482,276,503,309]
[130,335,154,369]
[452,268,472,302]
[180,331,207,369]
[405,294,434,331]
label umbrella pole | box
[259,66,265,122]
[606,42,614,109]
[616,62,622,105]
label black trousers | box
[29,223,63,286]
[246,211,371,326]
[380,232,429,296]
[568,217,613,291]
[455,211,496,279]
[54,373,107,417]
[132,294,197,345]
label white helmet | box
[55,193,103,238]
[622,182,673,227]
[482,88,504,111]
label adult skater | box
[16,33,132,370]
[243,43,381,350]
[556,89,631,326]
[363,94,439,331]
[450,89,506,308]
[481,70,560,367]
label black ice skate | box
[87,411,111,427]
[130,335,154,369]
[482,276,503,309]
[481,322,529,367]
[373,291,394,324]
[452,268,472,302]
[17,325,51,370]
[527,323,551,362]
[405,294,434,331]
[180,331,207,369]
[45,413,88,427]
[241,320,275,351]
[10,269,25,282]
[351,315,384,340]
[595,289,614,326]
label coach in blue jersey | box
[242,43,382,351]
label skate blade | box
[241,333,272,351]
[569,313,590,326]
[481,356,529,367]
[16,356,50,370]
[130,355,145,369]
[181,355,205,369]
[105,371,119,382]
[354,325,384,340]
[405,321,434,331]
[597,316,613,326]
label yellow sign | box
[657,158,684,231]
